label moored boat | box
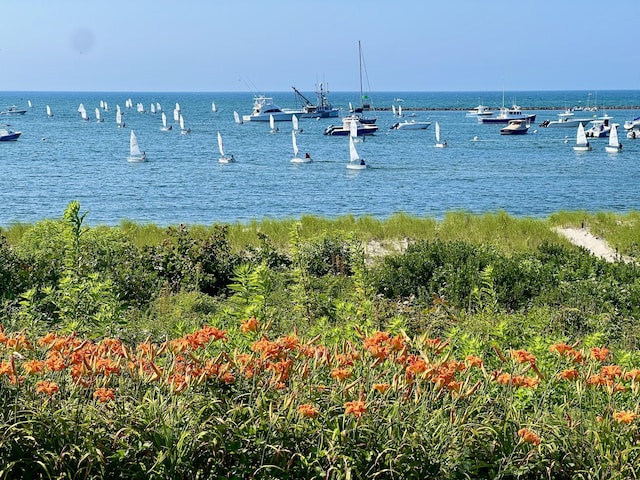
[242,96,304,122]
[480,104,536,124]
[500,119,530,135]
[0,128,22,141]
[324,115,378,136]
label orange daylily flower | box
[22,359,45,375]
[35,380,59,396]
[93,387,115,403]
[558,368,579,381]
[241,316,259,333]
[549,342,573,356]
[330,368,352,381]
[465,355,483,368]
[297,404,319,418]
[518,428,541,446]
[590,347,610,362]
[512,349,536,366]
[373,383,390,394]
[613,410,637,424]
[344,400,367,418]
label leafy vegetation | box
[1,202,640,478]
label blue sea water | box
[1,90,640,226]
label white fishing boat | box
[233,110,243,124]
[347,134,367,170]
[127,130,146,162]
[573,122,592,152]
[217,131,234,163]
[161,111,172,131]
[435,121,448,147]
[293,83,340,118]
[95,108,104,123]
[290,130,311,164]
[46,105,53,117]
[605,124,622,153]
[242,96,304,122]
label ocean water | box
[1,90,640,226]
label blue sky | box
[2,0,639,92]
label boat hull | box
[0,131,21,141]
[605,146,621,153]
[243,111,303,122]
[391,121,431,130]
[481,114,536,124]
[325,125,378,136]
[573,145,592,152]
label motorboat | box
[623,115,640,131]
[540,109,593,128]
[390,119,432,130]
[573,122,592,151]
[466,104,493,117]
[0,128,21,141]
[626,128,640,139]
[500,119,531,135]
[585,114,613,138]
[324,115,378,136]
[242,96,304,122]
[480,104,536,124]
[0,105,27,115]
[293,84,339,118]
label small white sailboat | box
[180,114,190,134]
[211,101,217,113]
[391,104,397,116]
[136,102,145,114]
[573,122,592,152]
[435,121,447,148]
[156,102,162,112]
[173,108,180,122]
[269,114,278,133]
[292,114,299,132]
[605,124,622,153]
[398,105,403,117]
[116,107,124,128]
[28,100,32,108]
[150,103,156,114]
[233,110,243,124]
[78,104,89,121]
[290,130,311,164]
[161,111,172,131]
[128,130,146,162]
[347,134,367,170]
[95,107,104,123]
[46,105,53,117]
[217,131,234,163]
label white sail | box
[398,105,403,117]
[609,124,619,147]
[95,107,102,122]
[161,111,167,128]
[156,102,161,112]
[78,103,85,113]
[175,102,181,112]
[349,135,360,163]
[116,109,122,125]
[103,101,108,111]
[116,104,121,115]
[292,114,299,132]
[130,130,142,156]
[576,123,588,146]
[211,101,217,112]
[392,104,396,116]
[180,114,185,131]
[233,110,242,124]
[100,100,105,109]
[292,130,299,157]
[173,108,180,122]
[270,114,275,130]
[349,118,358,137]
[28,100,32,108]
[150,103,156,114]
[435,121,441,142]
[217,131,225,156]
[46,105,52,117]
[136,102,145,113]
[79,105,88,120]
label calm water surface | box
[1,90,639,226]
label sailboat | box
[291,130,311,164]
[233,110,243,124]
[78,104,89,121]
[347,134,367,170]
[46,105,53,117]
[161,111,172,131]
[150,103,156,114]
[128,130,146,162]
[292,114,299,132]
[116,107,124,128]
[435,121,447,148]
[180,114,190,134]
[269,114,278,133]
[217,131,234,163]
[573,122,592,151]
[350,41,376,125]
[95,107,104,123]
[211,101,217,113]
[605,124,622,153]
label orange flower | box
[241,316,259,333]
[518,428,541,446]
[567,349,584,364]
[613,410,637,424]
[465,355,483,368]
[344,400,367,419]
[590,347,610,362]
[625,369,640,381]
[330,368,352,381]
[0,361,15,376]
[600,365,622,380]
[22,359,45,375]
[549,342,573,356]
[297,404,319,418]
[558,368,579,381]
[512,349,536,366]
[44,352,66,372]
[93,387,115,403]
[373,383,390,394]
[35,380,59,396]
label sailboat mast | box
[358,40,364,108]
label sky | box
[2,0,639,93]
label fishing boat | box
[466,103,493,117]
[242,96,304,122]
[291,130,311,164]
[217,131,234,163]
[0,128,21,141]
[605,124,622,153]
[573,123,592,152]
[585,114,613,138]
[127,130,146,162]
[500,119,530,135]
[435,121,448,147]
[292,84,339,118]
